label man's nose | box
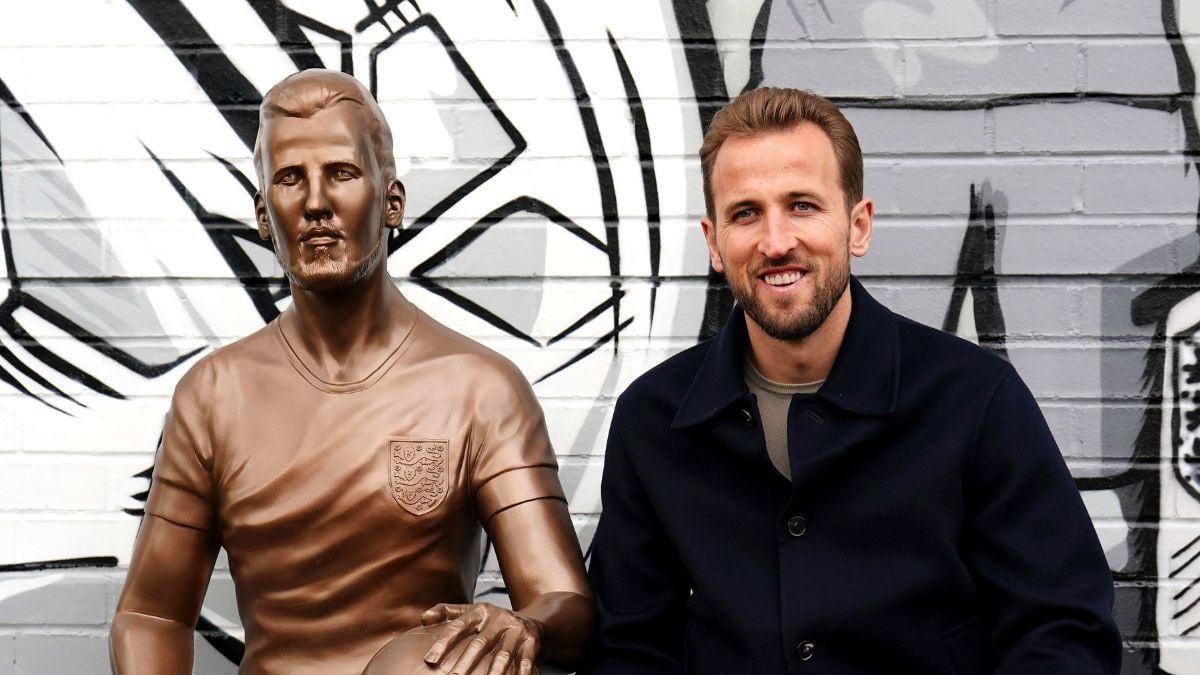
[758,210,798,259]
[304,177,332,221]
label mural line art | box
[0,0,1199,671]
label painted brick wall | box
[0,1,1197,673]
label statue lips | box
[300,224,343,249]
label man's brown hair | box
[700,87,863,219]
[253,69,396,186]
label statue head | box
[253,69,405,293]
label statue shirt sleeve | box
[144,357,218,532]
[468,356,565,523]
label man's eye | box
[793,201,814,212]
[732,208,755,221]
[333,169,355,180]
[278,172,300,186]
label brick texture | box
[0,1,1198,673]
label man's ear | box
[255,192,271,241]
[385,179,406,229]
[848,197,873,258]
[700,217,724,273]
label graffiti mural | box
[0,0,1197,671]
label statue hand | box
[419,602,542,675]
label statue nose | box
[304,182,332,220]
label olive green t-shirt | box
[743,357,823,481]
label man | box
[110,69,594,675]
[582,88,1121,673]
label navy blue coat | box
[581,278,1120,674]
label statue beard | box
[286,230,388,294]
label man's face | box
[255,102,403,293]
[701,124,872,341]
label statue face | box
[255,102,399,293]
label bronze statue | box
[110,69,595,675]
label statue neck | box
[281,270,416,385]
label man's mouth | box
[760,268,807,287]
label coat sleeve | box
[579,397,690,675]
[964,369,1123,674]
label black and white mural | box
[0,0,1197,671]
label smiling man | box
[581,88,1121,674]
[109,69,594,675]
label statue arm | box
[489,498,596,666]
[110,514,219,675]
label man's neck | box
[744,288,852,385]
[282,270,415,383]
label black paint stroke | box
[1074,471,1150,491]
[127,0,262,150]
[413,195,615,350]
[0,557,117,572]
[196,614,245,665]
[674,0,736,341]
[744,1,774,94]
[206,151,257,200]
[146,145,282,323]
[0,77,59,168]
[607,31,661,327]
[0,342,77,410]
[367,15,526,255]
[355,0,421,33]
[531,0,623,351]
[673,1,729,124]
[22,291,196,379]
[245,1,339,74]
[0,294,122,399]
[1162,0,1200,234]
[829,92,1193,116]
[0,80,20,284]
[535,316,634,385]
[1171,545,1200,579]
[413,196,604,278]
[123,464,154,518]
[0,356,68,414]
[410,277,539,347]
[547,291,626,346]
[292,11,355,74]
[1177,534,1200,562]
[942,184,1008,359]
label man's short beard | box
[729,253,850,341]
[286,232,387,293]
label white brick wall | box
[1,0,1198,672]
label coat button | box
[787,515,807,537]
[796,640,815,661]
[740,408,754,426]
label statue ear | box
[255,192,271,240]
[385,179,406,229]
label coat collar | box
[672,276,900,428]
